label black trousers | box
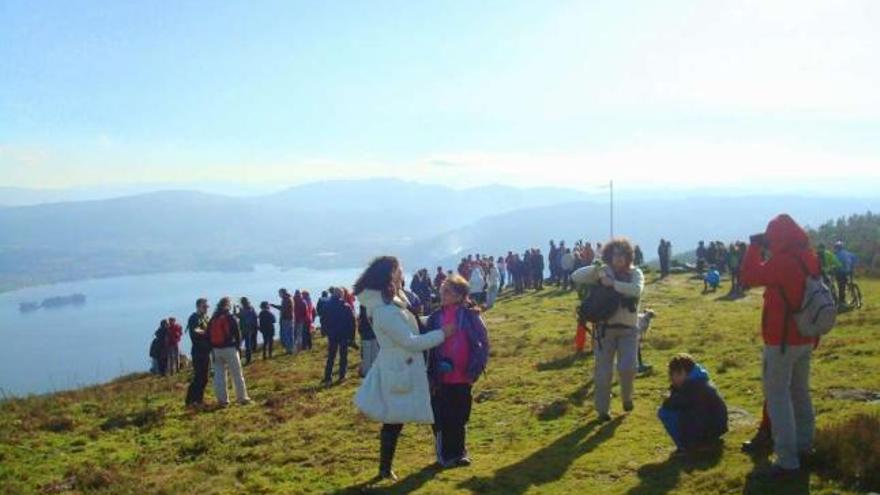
[836,272,849,304]
[431,383,473,463]
[261,332,274,358]
[185,348,211,405]
[302,327,313,350]
[324,338,349,382]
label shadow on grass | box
[741,452,811,495]
[457,416,623,494]
[333,464,443,495]
[536,352,590,372]
[714,292,746,302]
[567,379,595,406]
[534,289,574,299]
[625,441,724,495]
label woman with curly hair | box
[571,238,645,421]
[353,256,456,481]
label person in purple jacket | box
[425,274,490,468]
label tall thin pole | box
[609,179,614,239]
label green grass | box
[1,274,879,494]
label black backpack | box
[577,284,622,324]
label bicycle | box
[846,273,863,309]
[821,273,839,305]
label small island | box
[18,293,87,313]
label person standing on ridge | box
[166,317,183,375]
[236,297,259,365]
[208,297,251,406]
[272,288,295,355]
[426,275,490,468]
[321,288,356,386]
[740,214,819,478]
[572,239,645,422]
[353,256,456,481]
[302,290,316,351]
[185,298,212,408]
[259,301,276,359]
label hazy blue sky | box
[1,0,878,189]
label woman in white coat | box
[468,263,486,305]
[353,256,455,481]
[485,261,501,309]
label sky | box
[1,0,879,191]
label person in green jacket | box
[816,244,842,284]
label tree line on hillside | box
[808,212,879,274]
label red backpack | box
[208,315,231,347]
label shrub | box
[716,356,739,374]
[41,415,75,433]
[813,412,880,491]
[536,399,569,421]
[100,405,165,431]
[178,438,210,462]
[64,463,119,490]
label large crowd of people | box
[144,216,860,483]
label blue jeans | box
[280,320,294,353]
[658,407,682,448]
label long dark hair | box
[213,296,232,317]
[353,256,400,303]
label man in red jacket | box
[740,214,818,477]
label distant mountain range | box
[0,179,590,291]
[0,179,876,292]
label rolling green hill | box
[1,274,878,494]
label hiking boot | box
[455,457,472,467]
[799,448,818,468]
[755,464,800,480]
[238,398,253,406]
[741,429,773,454]
[637,364,653,374]
[623,401,634,412]
[379,427,400,483]
[377,469,398,482]
[597,413,612,422]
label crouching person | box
[658,353,728,454]
[426,275,490,468]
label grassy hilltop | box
[1,274,878,494]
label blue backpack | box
[460,309,490,381]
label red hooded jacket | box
[293,293,308,322]
[740,214,819,347]
[167,319,183,345]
